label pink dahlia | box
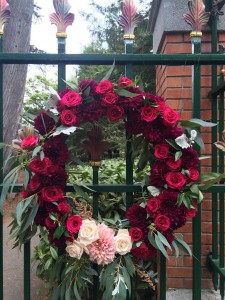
[86,224,115,265]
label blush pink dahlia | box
[86,223,115,265]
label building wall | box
[156,31,225,289]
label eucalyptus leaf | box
[175,236,192,256]
[24,168,30,190]
[101,60,115,81]
[73,184,92,202]
[50,246,58,260]
[180,119,217,128]
[157,231,172,251]
[124,254,135,276]
[155,234,169,258]
[65,286,71,300]
[32,145,42,158]
[171,240,179,258]
[175,151,182,161]
[166,139,181,150]
[21,200,39,232]
[117,89,139,98]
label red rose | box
[186,207,197,219]
[21,135,39,149]
[118,77,133,88]
[41,186,64,202]
[129,227,143,241]
[66,215,82,234]
[140,105,157,122]
[166,156,182,170]
[102,92,118,106]
[96,80,114,94]
[61,91,82,107]
[107,105,125,121]
[146,198,161,216]
[60,109,77,126]
[131,242,156,259]
[154,144,170,159]
[154,214,170,231]
[29,175,41,191]
[162,108,179,126]
[165,172,187,189]
[29,157,52,175]
[58,202,71,214]
[45,216,58,230]
[156,102,167,112]
[188,168,199,181]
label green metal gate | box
[1,0,225,299]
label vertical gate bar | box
[159,253,166,300]
[0,33,3,300]
[211,11,219,291]
[191,33,202,300]
[57,37,66,91]
[24,241,31,300]
[219,64,224,299]
[92,164,100,300]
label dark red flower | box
[146,197,161,217]
[129,227,143,242]
[154,214,171,231]
[29,157,52,175]
[149,161,168,187]
[79,79,98,96]
[154,144,170,159]
[182,147,199,169]
[166,156,182,170]
[34,111,56,136]
[125,111,145,135]
[41,165,68,187]
[58,88,72,98]
[188,168,199,181]
[82,100,105,123]
[140,105,158,122]
[118,77,133,88]
[29,175,41,191]
[43,137,70,165]
[102,92,118,106]
[45,216,58,230]
[61,91,82,107]
[41,186,64,202]
[131,242,156,259]
[60,109,77,126]
[66,215,82,234]
[165,172,187,190]
[126,203,148,229]
[96,80,114,94]
[58,202,71,214]
[162,108,180,126]
[106,105,125,122]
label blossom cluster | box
[19,76,200,260]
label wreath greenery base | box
[1,75,214,299]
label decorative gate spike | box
[183,0,210,32]
[0,0,10,35]
[118,0,140,40]
[49,0,74,37]
[211,0,225,16]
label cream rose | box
[78,219,99,246]
[115,229,132,255]
[66,241,84,259]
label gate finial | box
[183,0,210,34]
[49,0,74,38]
[118,0,140,41]
[0,0,10,35]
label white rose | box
[66,241,84,259]
[78,219,99,246]
[115,229,132,255]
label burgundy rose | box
[129,227,143,242]
[106,105,125,122]
[61,91,82,107]
[118,77,133,88]
[29,175,41,191]
[60,109,77,126]
[140,105,158,122]
[58,88,72,98]
[156,102,167,112]
[154,214,171,231]
[41,186,64,202]
[102,92,118,106]
[131,242,156,259]
[162,108,179,126]
[34,111,56,136]
[58,202,71,214]
[146,198,161,216]
[66,215,82,234]
[188,168,199,181]
[186,207,197,219]
[165,172,187,190]
[45,216,58,230]
[21,135,39,149]
[57,101,66,112]
[166,156,182,170]
[96,80,114,94]
[29,157,52,175]
[154,144,170,159]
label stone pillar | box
[149,0,225,290]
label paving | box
[166,289,221,300]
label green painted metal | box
[211,12,219,291]
[0,34,3,300]
[1,53,225,65]
[191,35,202,300]
[57,37,66,91]
[159,253,166,300]
[207,255,225,278]
[24,242,31,300]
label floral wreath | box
[4,76,206,299]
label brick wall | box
[156,31,225,289]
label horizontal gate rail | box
[0,53,225,65]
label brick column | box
[149,0,225,290]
